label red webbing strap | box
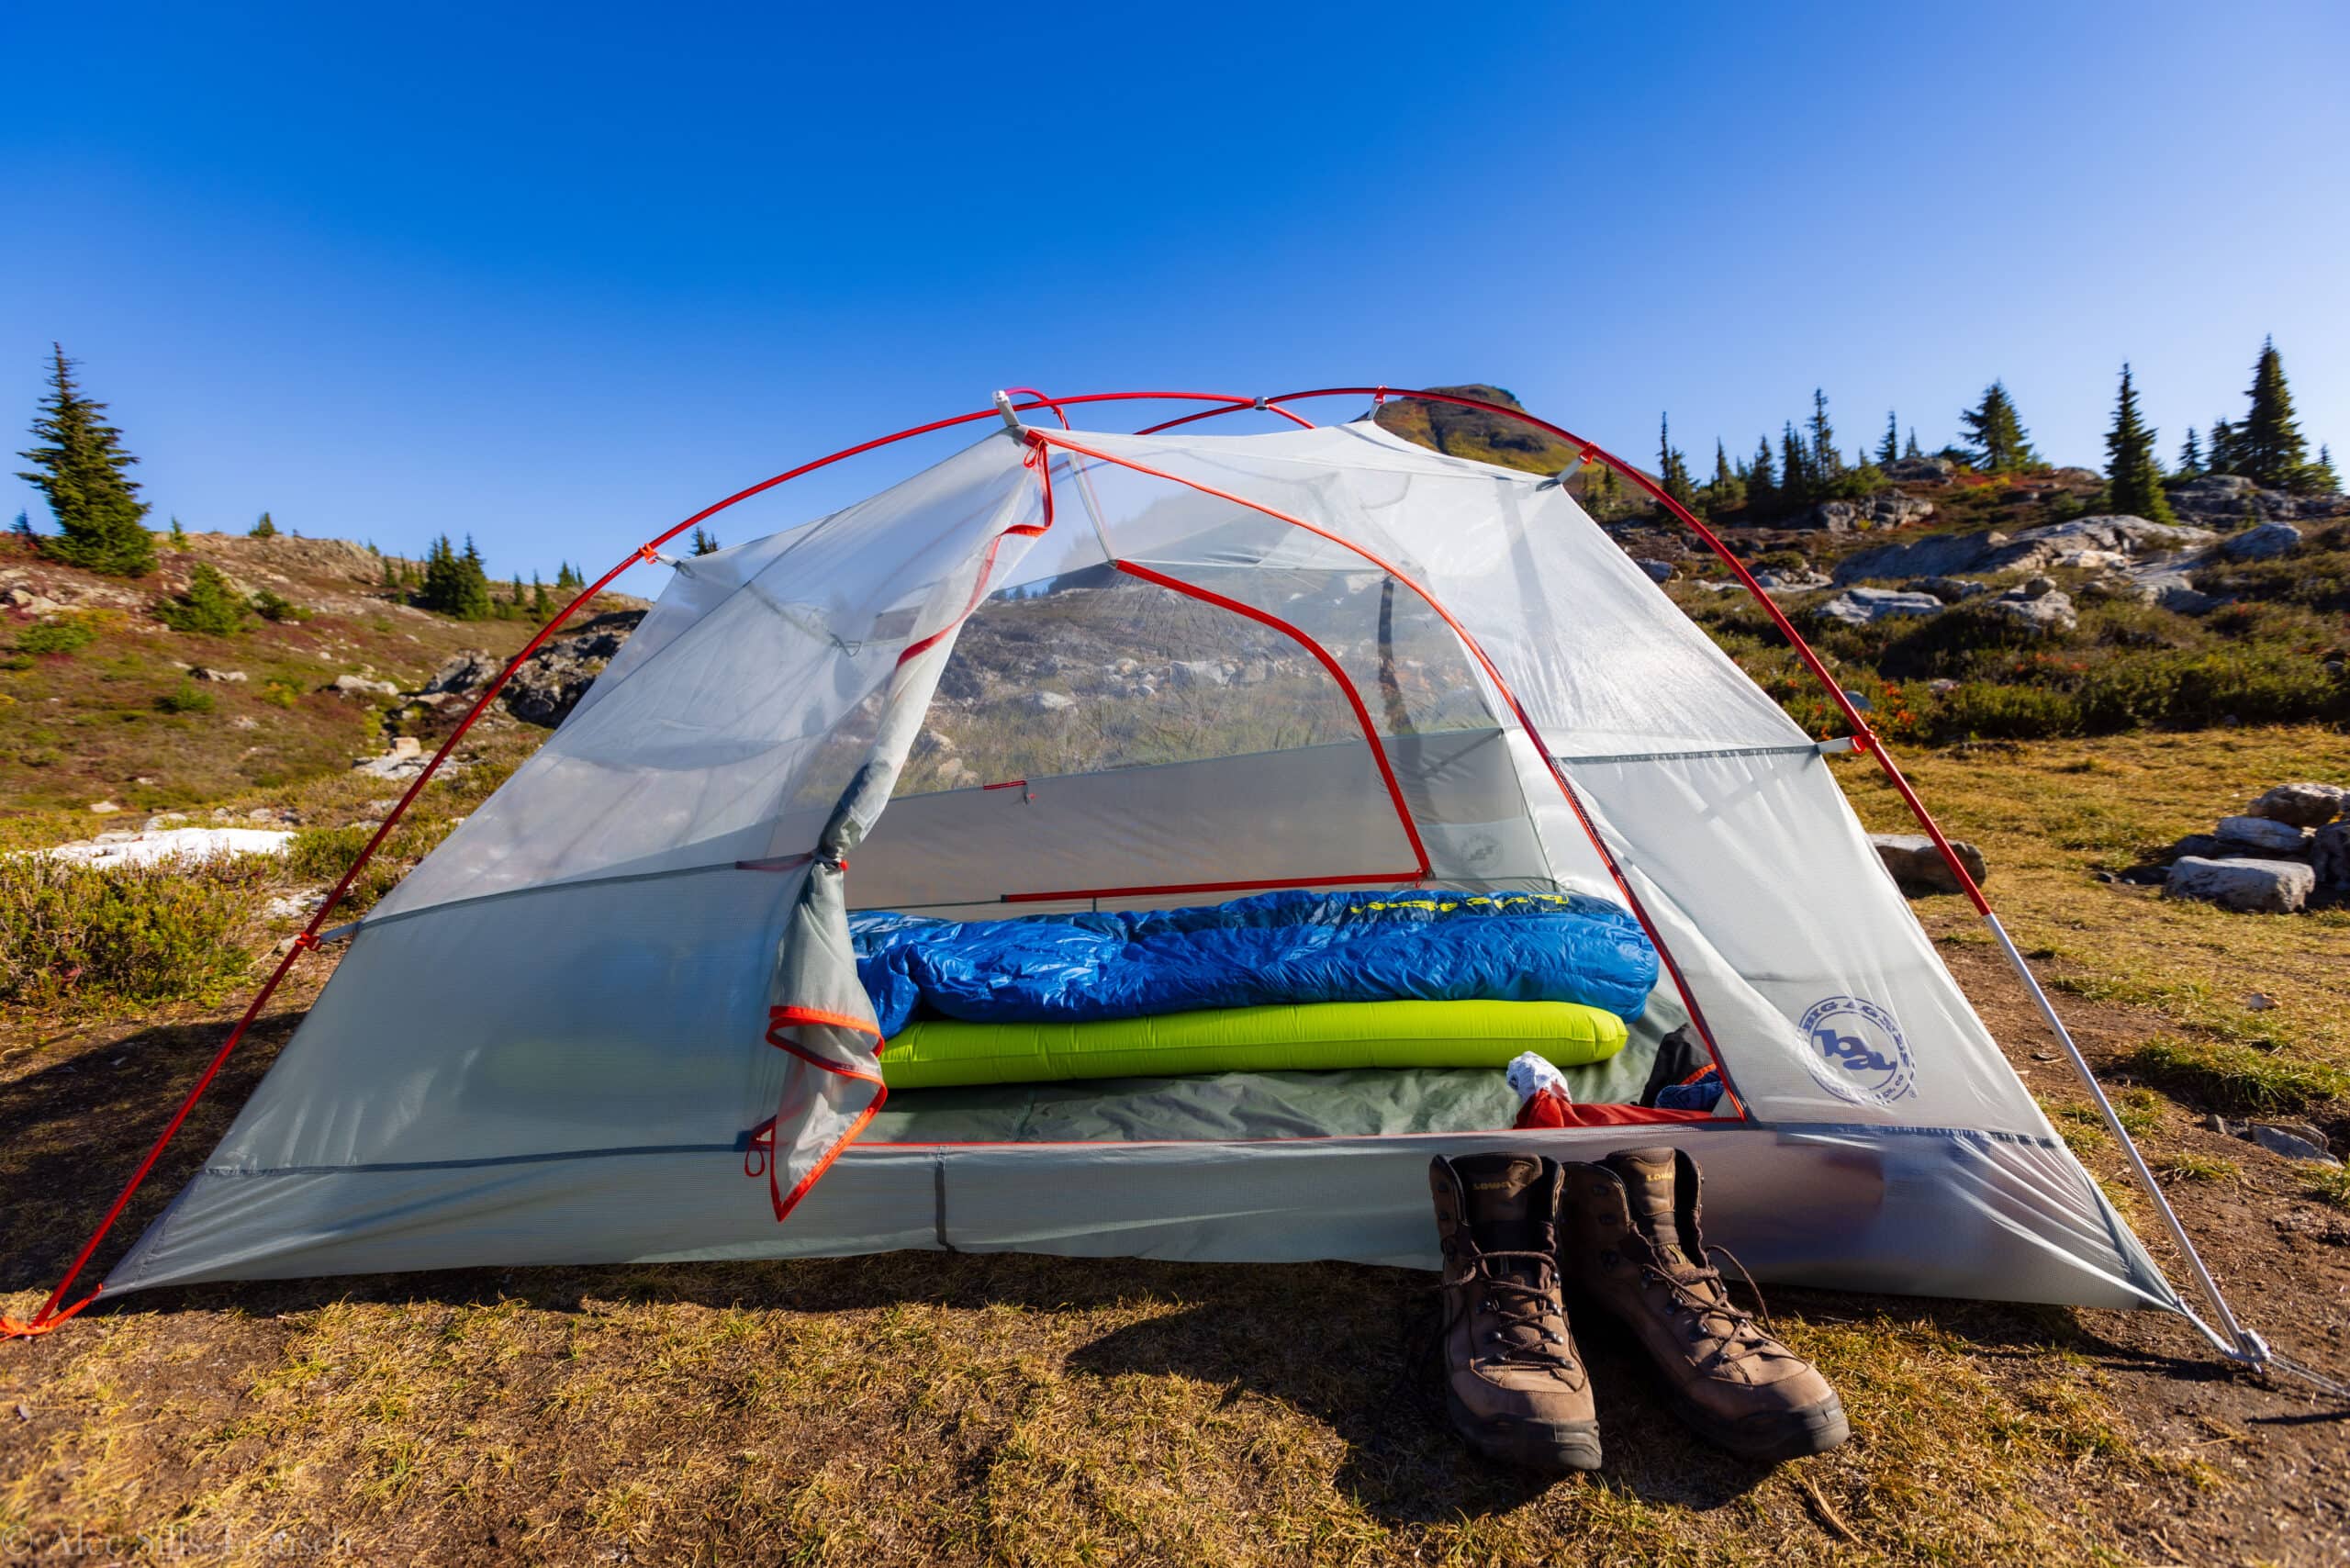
[1026,429,1748,1115]
[758,1004,888,1221]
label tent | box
[6,389,2271,1371]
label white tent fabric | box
[106,416,2175,1316]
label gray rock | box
[1023,689,1078,712]
[1751,568,1831,593]
[189,666,247,682]
[331,673,400,699]
[1169,660,1227,689]
[1869,833,1989,896]
[2250,1123,2341,1166]
[1635,558,1676,583]
[499,610,643,727]
[2314,822,2350,890]
[425,648,499,694]
[2163,856,2315,913]
[2221,521,2302,561]
[1791,491,1936,534]
[2165,833,2227,861]
[2248,782,2347,828]
[1909,576,1990,602]
[1882,456,1956,484]
[2214,814,2310,854]
[1831,515,2213,586]
[1986,585,2076,635]
[1813,588,1944,627]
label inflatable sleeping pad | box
[876,997,1628,1091]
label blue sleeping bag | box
[849,889,1658,1037]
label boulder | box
[2213,814,2310,854]
[2247,782,2347,828]
[1635,558,1676,583]
[2221,521,2302,561]
[2163,856,2314,913]
[332,673,400,699]
[1882,455,1956,485]
[1986,584,2076,635]
[1789,491,1935,534]
[1869,833,1989,896]
[1813,588,1943,627]
[1023,689,1078,712]
[2313,822,2350,890]
[2165,833,2227,861]
[2249,1124,2340,1166]
[189,666,247,682]
[1751,568,1831,593]
[1169,660,1227,689]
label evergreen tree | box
[2312,444,2342,495]
[1876,411,1899,465]
[1656,414,1696,512]
[1958,380,2038,472]
[1903,427,1922,460]
[156,562,252,635]
[2208,418,2241,476]
[2101,364,2176,524]
[690,526,722,555]
[1780,422,1811,507]
[11,510,34,547]
[555,560,584,591]
[417,534,492,619]
[1706,440,1744,517]
[168,516,189,549]
[2240,336,2311,490]
[531,571,551,618]
[2175,427,2203,478]
[1807,390,1842,484]
[1746,435,1776,513]
[250,510,277,539]
[16,344,156,577]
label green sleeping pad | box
[878,999,1628,1091]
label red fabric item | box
[1539,1102,1717,1127]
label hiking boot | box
[1560,1147,1849,1463]
[1427,1152,1601,1472]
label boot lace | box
[1434,1249,1578,1364]
[1639,1242,1788,1372]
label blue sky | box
[5,1,2345,588]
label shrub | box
[14,618,97,656]
[251,588,310,622]
[155,680,215,714]
[262,679,302,709]
[284,816,458,914]
[155,563,252,636]
[0,854,261,1008]
[1926,681,2081,742]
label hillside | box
[0,531,640,817]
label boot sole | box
[1661,1385,1851,1464]
[1446,1391,1604,1473]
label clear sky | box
[6,1,2345,589]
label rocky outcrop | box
[498,611,643,727]
[1785,491,1936,533]
[1985,580,2076,635]
[2219,521,2302,561]
[1881,456,1956,485]
[1832,515,2217,585]
[2164,472,2350,527]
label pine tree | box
[1746,436,1776,514]
[1706,440,1744,518]
[2311,444,2342,495]
[1780,422,1811,507]
[417,533,491,619]
[1958,380,2038,473]
[690,526,722,555]
[1877,411,1899,465]
[555,561,583,591]
[168,516,189,549]
[16,344,156,577]
[1807,390,1842,484]
[250,511,277,539]
[2101,364,2176,524]
[2240,337,2311,490]
[1656,414,1696,512]
[2208,418,2241,476]
[11,511,34,547]
[1903,427,1922,460]
[531,571,550,618]
[2175,427,2203,478]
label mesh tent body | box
[100,414,2175,1317]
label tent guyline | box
[0,388,2268,1385]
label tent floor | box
[863,1036,1658,1145]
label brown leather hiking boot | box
[1561,1148,1850,1463]
[1427,1152,1601,1472]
